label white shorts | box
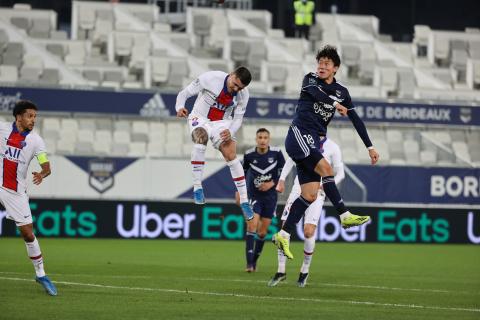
[0,187,32,226]
[281,176,325,226]
[188,115,233,149]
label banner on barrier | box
[0,199,478,244]
[0,86,478,125]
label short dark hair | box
[233,66,252,86]
[316,45,341,67]
[13,100,38,118]
[256,128,270,135]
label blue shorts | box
[251,197,276,219]
[285,125,325,185]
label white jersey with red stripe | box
[175,71,249,135]
[0,121,46,194]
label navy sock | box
[282,196,312,234]
[245,232,256,265]
[322,176,347,215]
[253,237,265,263]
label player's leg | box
[268,219,287,287]
[190,126,208,204]
[253,216,272,270]
[314,159,370,228]
[274,174,319,260]
[296,192,323,287]
[2,190,57,296]
[219,139,253,220]
[245,211,259,272]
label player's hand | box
[275,180,285,193]
[258,181,275,192]
[234,191,240,206]
[335,103,348,116]
[220,129,231,141]
[176,108,189,118]
[368,148,380,165]
[32,172,43,185]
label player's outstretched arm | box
[32,162,51,185]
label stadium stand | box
[0,2,478,168]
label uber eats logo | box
[21,203,97,237]
[377,210,449,243]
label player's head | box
[255,128,270,149]
[228,66,252,93]
[13,100,37,131]
[316,45,341,81]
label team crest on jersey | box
[88,158,115,193]
[336,90,341,97]
[268,157,274,163]
[253,159,257,164]
[191,117,199,126]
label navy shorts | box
[251,197,277,219]
[285,125,325,185]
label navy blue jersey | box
[292,73,353,135]
[292,72,372,148]
[242,146,285,201]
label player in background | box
[1,100,57,296]
[238,128,285,272]
[269,138,344,287]
[176,67,254,221]
[273,45,379,259]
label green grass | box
[0,238,479,320]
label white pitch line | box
[0,271,471,295]
[0,276,479,314]
[187,277,463,294]
[0,271,149,279]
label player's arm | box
[276,156,295,193]
[32,152,50,185]
[175,76,204,117]
[346,101,379,165]
[224,88,249,140]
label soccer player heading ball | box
[175,67,255,221]
[272,45,380,260]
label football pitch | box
[0,238,479,320]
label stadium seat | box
[128,142,147,157]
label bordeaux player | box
[269,138,344,287]
[239,128,285,272]
[272,46,380,259]
[176,67,255,220]
[1,100,57,296]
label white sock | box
[191,144,206,190]
[25,237,45,277]
[277,249,286,273]
[300,236,315,274]
[227,158,248,203]
[340,211,351,221]
[279,229,291,238]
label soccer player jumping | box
[272,45,380,260]
[176,67,255,221]
[1,100,57,296]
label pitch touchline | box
[188,277,457,294]
[0,271,468,294]
[0,276,478,314]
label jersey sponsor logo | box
[254,173,273,188]
[313,101,335,121]
[4,146,21,161]
[268,157,274,163]
[88,158,115,194]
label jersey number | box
[303,134,314,145]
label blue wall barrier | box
[0,86,478,125]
